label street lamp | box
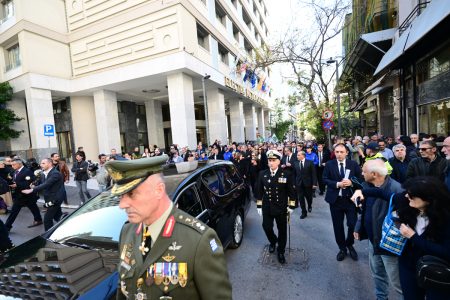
[202,74,211,145]
[327,57,342,138]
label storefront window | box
[419,99,450,136]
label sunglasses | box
[419,148,432,151]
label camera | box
[88,162,99,172]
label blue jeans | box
[368,241,403,300]
[76,180,91,203]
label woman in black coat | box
[352,176,450,300]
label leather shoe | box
[336,250,347,261]
[347,246,358,261]
[269,244,276,253]
[278,253,286,264]
[27,221,43,228]
[308,207,312,213]
[300,213,307,219]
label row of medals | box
[143,262,188,288]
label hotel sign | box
[224,77,268,107]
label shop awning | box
[361,28,396,47]
[341,28,395,84]
[374,0,450,75]
[363,74,387,95]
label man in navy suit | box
[293,151,317,219]
[4,159,42,231]
[23,158,65,231]
[323,143,362,261]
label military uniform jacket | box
[117,207,232,300]
[255,168,297,215]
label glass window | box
[2,0,14,20]
[49,193,125,250]
[197,23,210,51]
[175,186,203,217]
[218,43,229,65]
[202,169,220,195]
[215,1,227,27]
[5,43,20,71]
[215,166,237,194]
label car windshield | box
[48,191,125,250]
[48,172,192,249]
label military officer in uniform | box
[255,150,297,264]
[106,155,232,300]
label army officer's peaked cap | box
[105,154,168,196]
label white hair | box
[392,144,406,151]
[364,159,388,177]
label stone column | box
[206,89,227,145]
[93,90,121,154]
[145,99,165,148]
[229,100,245,143]
[167,73,197,149]
[8,98,31,154]
[257,107,265,138]
[24,88,58,159]
[244,104,257,141]
[71,96,100,160]
[264,110,270,139]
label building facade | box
[341,0,450,139]
[0,0,272,161]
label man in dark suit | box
[208,147,223,160]
[281,147,296,175]
[323,143,362,261]
[317,144,331,195]
[4,159,43,231]
[22,158,65,231]
[293,151,317,219]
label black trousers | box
[297,184,313,213]
[317,167,326,193]
[329,196,356,251]
[262,210,287,254]
[44,204,62,231]
[0,219,13,251]
[5,201,42,230]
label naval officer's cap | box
[266,150,282,160]
[105,155,168,196]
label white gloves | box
[287,208,294,216]
[257,208,262,216]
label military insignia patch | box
[168,241,182,251]
[210,239,218,252]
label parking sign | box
[44,124,55,137]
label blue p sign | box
[44,124,55,136]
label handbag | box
[379,193,407,255]
[417,255,450,291]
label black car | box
[0,160,250,299]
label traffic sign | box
[44,124,55,137]
[322,110,334,120]
[322,120,334,130]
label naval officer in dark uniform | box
[106,155,232,300]
[255,150,297,264]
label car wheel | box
[228,211,243,249]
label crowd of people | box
[1,131,450,299]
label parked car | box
[0,160,250,299]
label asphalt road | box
[1,186,400,300]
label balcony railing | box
[399,1,430,35]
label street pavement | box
[1,183,399,299]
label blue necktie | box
[339,162,345,179]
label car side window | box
[175,185,203,217]
[215,166,236,194]
[202,169,221,195]
[226,165,243,186]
